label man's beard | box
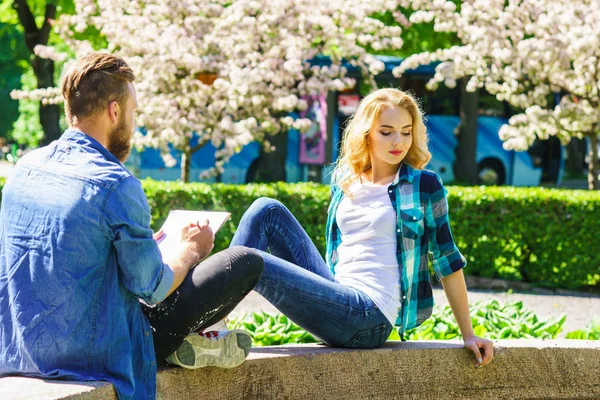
[107,114,133,163]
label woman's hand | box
[440,270,494,368]
[463,335,494,368]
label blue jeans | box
[230,197,393,348]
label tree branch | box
[40,2,57,45]
[12,0,39,52]
[191,139,209,154]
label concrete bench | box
[1,340,599,399]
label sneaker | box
[166,329,252,369]
[203,318,229,332]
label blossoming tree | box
[393,0,600,189]
[14,0,412,182]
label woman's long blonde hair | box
[333,88,431,194]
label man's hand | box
[463,335,494,368]
[162,220,214,298]
[180,219,214,265]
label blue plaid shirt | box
[325,164,466,335]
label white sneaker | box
[203,318,229,332]
[166,329,252,369]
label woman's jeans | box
[230,197,393,348]
[143,246,264,362]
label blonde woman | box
[231,88,493,367]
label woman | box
[231,88,493,367]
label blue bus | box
[127,56,563,186]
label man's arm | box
[158,221,214,297]
[103,177,173,304]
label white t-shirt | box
[334,178,402,326]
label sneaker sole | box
[169,330,252,369]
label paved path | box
[231,288,600,338]
[0,161,13,178]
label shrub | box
[446,186,600,290]
[141,179,331,257]
[1,177,599,290]
[229,299,583,347]
[228,312,318,346]
[565,320,600,340]
[402,300,566,340]
[142,181,600,290]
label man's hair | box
[61,53,135,125]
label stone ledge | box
[0,378,116,400]
[1,340,599,399]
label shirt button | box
[145,331,150,336]
[413,216,417,220]
[151,361,155,365]
[397,229,401,233]
[403,295,407,299]
[388,190,392,193]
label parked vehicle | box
[129,56,563,186]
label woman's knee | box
[248,197,284,216]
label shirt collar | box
[59,129,122,165]
[391,163,415,185]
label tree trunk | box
[33,57,61,145]
[566,137,585,175]
[453,77,479,185]
[588,129,599,190]
[12,0,60,145]
[307,165,322,183]
[181,150,191,183]
[247,131,288,182]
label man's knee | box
[225,246,264,278]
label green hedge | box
[142,180,600,290]
[448,186,600,290]
[1,177,599,291]
[142,180,330,258]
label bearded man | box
[0,53,263,399]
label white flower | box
[19,0,414,178]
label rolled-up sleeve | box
[103,176,173,304]
[426,174,466,281]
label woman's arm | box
[441,269,494,367]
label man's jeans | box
[230,198,393,348]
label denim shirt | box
[0,130,174,399]
[325,164,466,335]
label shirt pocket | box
[400,207,425,240]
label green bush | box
[402,300,566,340]
[565,320,600,340]
[1,177,599,291]
[141,179,331,257]
[228,301,581,346]
[229,312,318,346]
[229,300,599,347]
[447,186,600,290]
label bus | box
[127,56,564,186]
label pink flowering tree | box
[13,0,411,182]
[393,0,600,189]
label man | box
[0,53,263,399]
